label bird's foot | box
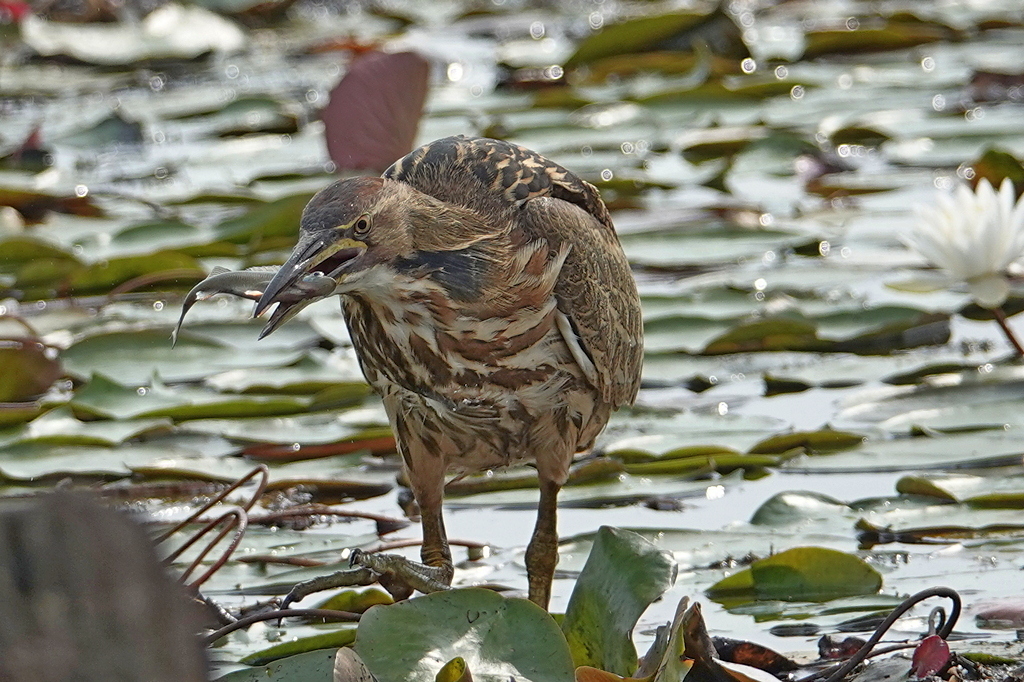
[351,548,453,599]
[280,549,452,609]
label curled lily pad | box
[561,526,676,675]
[217,648,357,682]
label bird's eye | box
[353,216,371,236]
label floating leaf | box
[910,635,950,678]
[0,336,60,401]
[803,19,951,59]
[566,11,712,67]
[707,547,881,603]
[971,147,1024,193]
[354,588,575,682]
[323,51,429,173]
[21,4,245,64]
[748,430,864,455]
[240,628,357,666]
[561,526,676,676]
[217,648,348,682]
[70,373,312,421]
[63,331,305,386]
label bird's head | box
[254,176,492,337]
[253,177,404,330]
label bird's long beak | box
[253,234,365,335]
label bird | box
[249,135,643,609]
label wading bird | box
[181,136,643,609]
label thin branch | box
[993,307,1024,357]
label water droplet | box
[790,85,805,100]
[741,58,756,73]
[600,169,613,181]
[74,184,88,197]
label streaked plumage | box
[254,135,643,608]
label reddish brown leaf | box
[322,50,429,173]
[910,635,950,679]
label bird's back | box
[383,136,643,410]
[385,135,615,234]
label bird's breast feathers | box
[341,240,592,411]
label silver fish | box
[172,266,336,345]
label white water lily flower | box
[907,177,1024,308]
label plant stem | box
[993,307,1024,357]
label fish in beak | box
[252,235,366,338]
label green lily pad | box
[206,352,367,395]
[354,588,575,682]
[0,336,61,402]
[63,331,305,385]
[706,546,882,603]
[9,406,169,446]
[217,648,350,682]
[71,373,312,421]
[561,526,676,676]
[240,628,357,666]
[565,11,711,67]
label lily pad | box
[706,546,882,603]
[0,336,61,402]
[354,588,575,682]
[561,526,677,676]
[63,331,305,386]
[70,373,312,421]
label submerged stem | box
[993,307,1024,357]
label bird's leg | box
[347,454,454,598]
[350,501,453,594]
[525,477,562,610]
[279,469,453,608]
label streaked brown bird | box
[254,135,642,609]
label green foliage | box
[353,588,575,682]
[707,547,882,603]
[561,526,676,676]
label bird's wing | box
[522,196,643,408]
[386,135,642,406]
[384,136,615,233]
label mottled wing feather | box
[522,196,643,408]
[386,135,642,407]
[384,135,614,233]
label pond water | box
[3,0,1024,672]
